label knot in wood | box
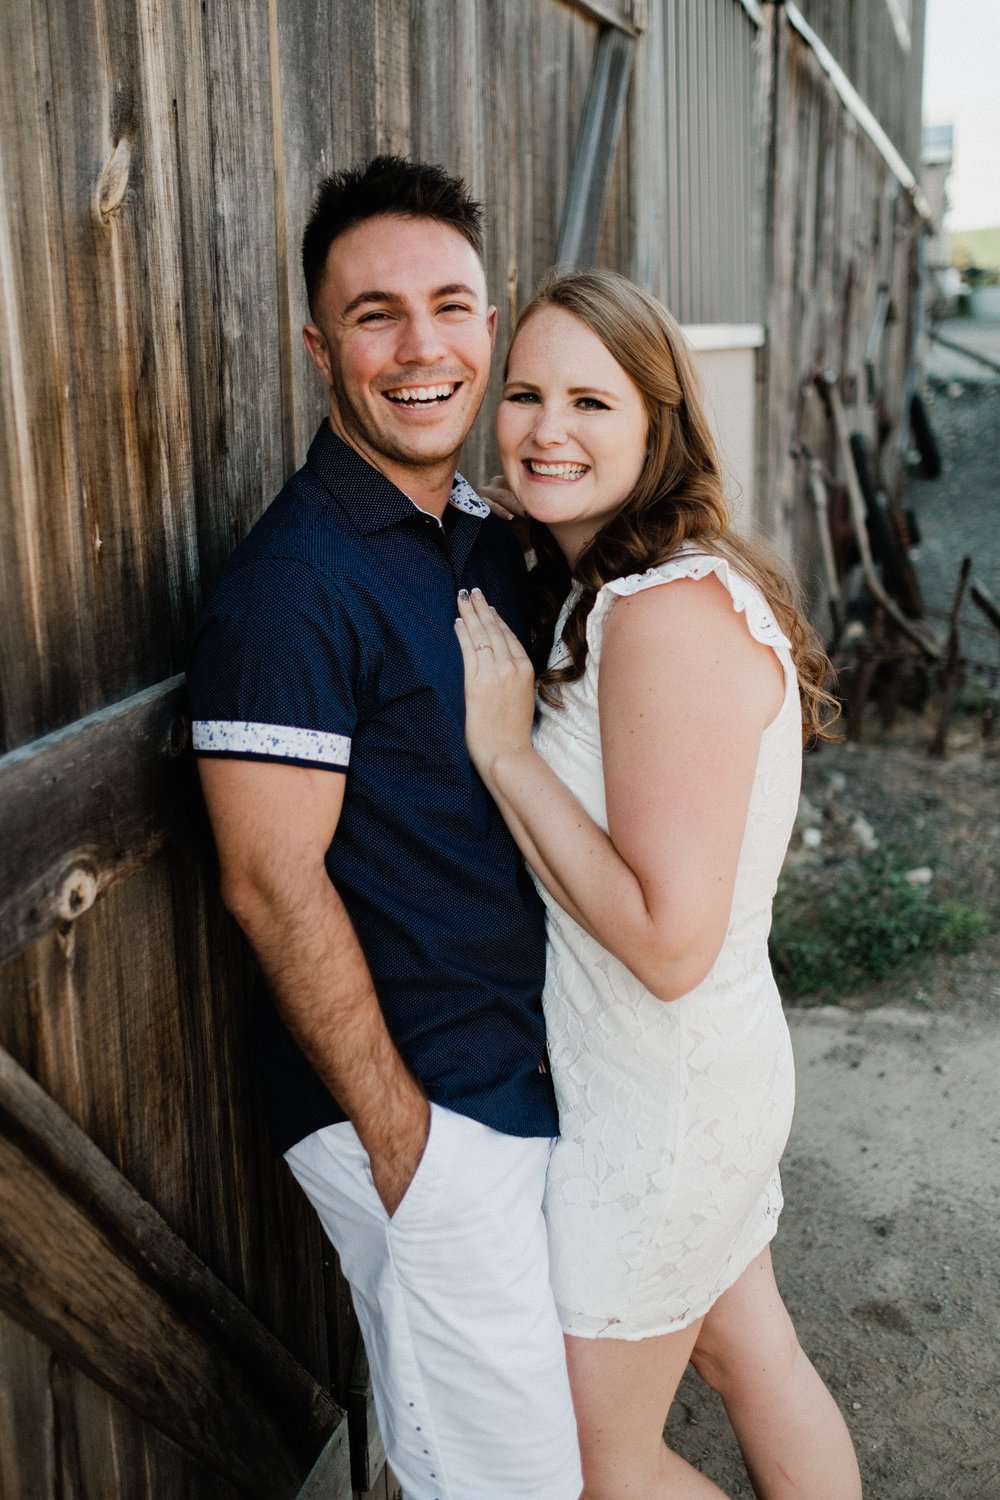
[56,867,99,923]
[97,136,133,222]
[166,713,191,757]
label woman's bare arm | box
[456,577,784,999]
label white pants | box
[285,1103,582,1500]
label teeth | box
[528,461,588,478]
[385,383,457,403]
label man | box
[187,157,582,1500]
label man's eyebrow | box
[342,284,481,318]
[434,283,480,300]
[342,289,402,317]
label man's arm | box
[197,756,429,1214]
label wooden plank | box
[295,1425,353,1500]
[0,676,195,967]
[0,1303,279,1500]
[0,1041,347,1499]
[347,1338,387,1494]
[0,838,335,1397]
[0,3,93,750]
[196,0,287,562]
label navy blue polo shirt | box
[188,422,557,1153]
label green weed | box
[770,846,989,1002]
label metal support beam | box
[563,0,643,35]
[782,2,931,219]
[556,27,636,267]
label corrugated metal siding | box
[634,0,763,326]
[792,0,926,169]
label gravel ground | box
[665,328,1000,1498]
[912,318,1000,626]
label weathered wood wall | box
[0,2,631,1496]
[757,3,926,610]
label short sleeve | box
[187,557,360,772]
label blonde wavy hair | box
[512,269,839,741]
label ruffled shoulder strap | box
[585,547,793,662]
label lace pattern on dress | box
[585,547,793,662]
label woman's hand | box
[478,473,524,521]
[455,589,536,780]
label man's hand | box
[369,1094,432,1217]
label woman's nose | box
[531,406,569,445]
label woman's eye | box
[504,391,539,404]
[576,397,608,411]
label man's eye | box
[358,311,390,324]
[439,302,472,314]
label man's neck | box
[327,417,457,520]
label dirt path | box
[669,990,1000,1498]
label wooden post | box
[928,558,972,759]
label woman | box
[456,269,862,1500]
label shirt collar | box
[306,422,488,534]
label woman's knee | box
[690,1287,802,1400]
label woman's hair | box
[512,268,839,741]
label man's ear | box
[487,305,498,351]
[303,323,333,387]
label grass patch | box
[771,845,989,1002]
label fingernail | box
[471,587,484,598]
[458,589,470,600]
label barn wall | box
[757,3,926,609]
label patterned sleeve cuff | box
[192,720,351,769]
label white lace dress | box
[535,550,801,1339]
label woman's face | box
[496,306,649,564]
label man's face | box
[304,215,497,488]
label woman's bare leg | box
[690,1248,862,1500]
[565,1322,731,1499]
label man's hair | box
[301,155,485,314]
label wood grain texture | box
[0,1043,347,1498]
[0,677,193,967]
[0,1314,253,1500]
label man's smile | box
[382,381,462,406]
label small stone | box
[852,1401,862,1410]
[827,771,847,795]
[904,866,933,887]
[851,815,879,852]
[802,827,823,849]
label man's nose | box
[394,312,448,366]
